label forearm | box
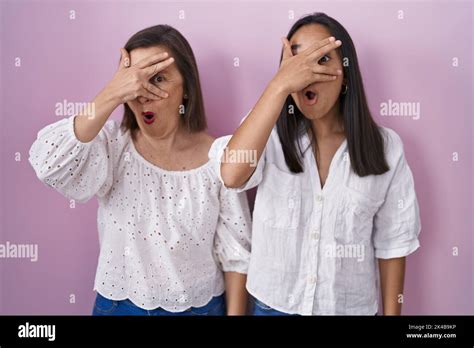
[221,80,287,188]
[378,257,406,315]
[224,272,248,315]
[73,89,120,143]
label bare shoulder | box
[191,132,215,152]
[200,132,216,150]
[182,132,215,165]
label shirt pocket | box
[190,295,225,316]
[334,186,383,245]
[93,293,118,315]
[254,163,301,229]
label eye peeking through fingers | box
[151,74,164,84]
[318,54,331,64]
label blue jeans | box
[252,297,297,316]
[252,297,378,315]
[92,292,226,316]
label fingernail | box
[329,37,335,42]
[335,40,342,45]
[169,57,175,62]
[337,69,342,74]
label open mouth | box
[303,90,318,106]
[142,111,156,125]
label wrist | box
[268,77,289,99]
[226,304,247,316]
[96,86,121,110]
[383,303,402,316]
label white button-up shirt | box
[209,125,421,315]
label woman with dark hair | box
[211,13,421,315]
[29,25,251,315]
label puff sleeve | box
[28,116,123,203]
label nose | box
[137,96,151,104]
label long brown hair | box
[121,25,207,135]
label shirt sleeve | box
[213,183,252,274]
[373,130,421,259]
[208,135,266,192]
[28,115,121,203]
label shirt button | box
[288,198,295,209]
[316,195,324,203]
[311,231,320,240]
[309,276,317,284]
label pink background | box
[0,0,472,314]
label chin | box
[295,103,326,120]
[301,110,326,120]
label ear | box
[119,48,130,69]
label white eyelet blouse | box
[29,116,252,312]
[209,121,421,315]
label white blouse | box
[29,116,252,312]
[210,123,421,315]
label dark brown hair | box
[120,25,207,135]
[277,13,389,176]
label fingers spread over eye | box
[302,36,335,56]
[313,65,343,76]
[139,87,161,101]
[307,40,342,60]
[311,73,338,82]
[144,82,168,98]
[135,52,170,69]
[143,57,175,77]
